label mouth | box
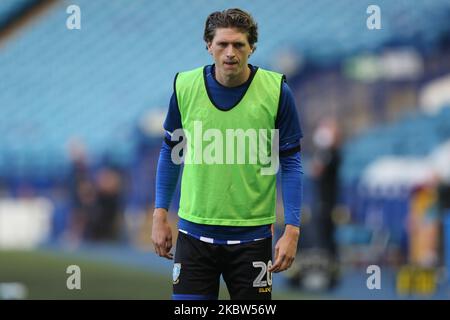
[223,61,238,68]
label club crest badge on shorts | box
[173,263,181,284]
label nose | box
[225,45,235,58]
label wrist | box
[153,208,168,220]
[285,224,300,236]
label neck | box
[214,65,251,87]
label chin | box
[223,69,237,76]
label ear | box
[207,42,213,55]
[249,47,254,58]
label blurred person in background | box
[408,174,441,268]
[402,175,442,296]
[64,139,95,246]
[86,166,125,242]
[65,139,125,245]
[151,8,304,300]
[311,118,341,264]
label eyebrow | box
[217,41,246,46]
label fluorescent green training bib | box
[175,66,283,226]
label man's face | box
[207,28,253,80]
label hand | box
[269,225,299,273]
[151,208,173,260]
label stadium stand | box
[1,0,449,180]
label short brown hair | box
[203,8,258,50]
